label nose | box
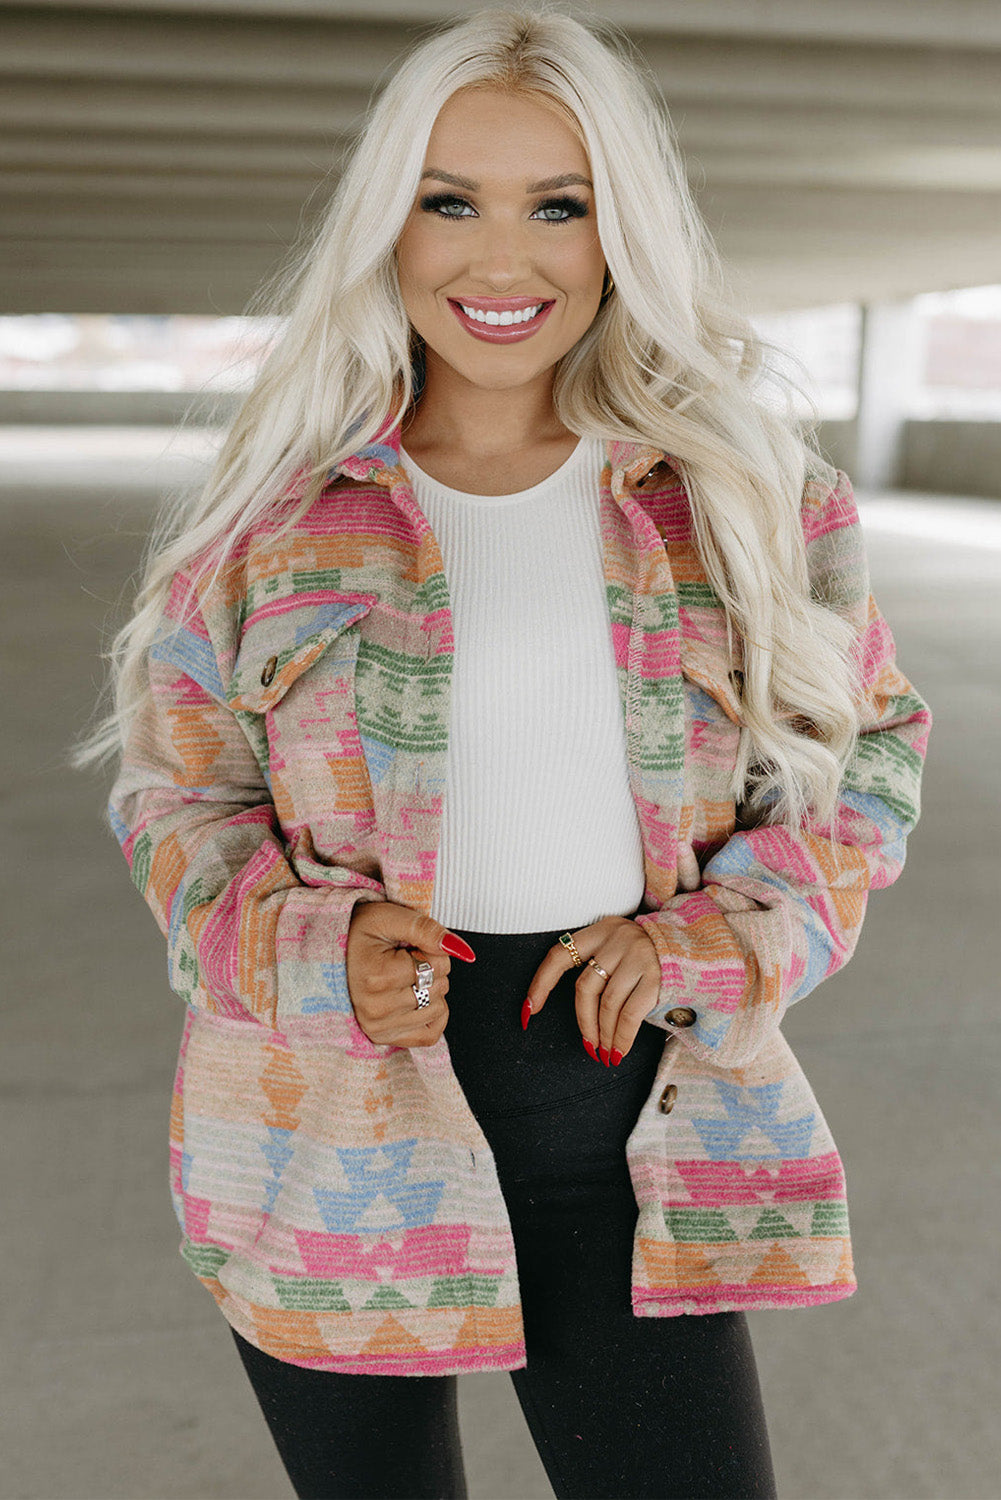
[467,219,532,291]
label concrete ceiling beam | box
[0,200,301,243]
[0,11,397,89]
[0,131,335,176]
[11,0,1001,51]
[0,77,369,137]
[3,16,1001,117]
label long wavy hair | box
[76,4,863,830]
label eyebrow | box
[420,168,592,193]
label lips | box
[448,298,555,344]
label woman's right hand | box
[346,901,475,1047]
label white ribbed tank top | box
[398,433,646,933]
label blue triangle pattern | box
[691,1079,816,1160]
[313,1139,446,1232]
[359,733,396,786]
[301,961,354,1014]
[260,1124,294,1177]
[260,1125,295,1213]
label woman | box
[87,9,931,1498]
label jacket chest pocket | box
[228,597,377,835]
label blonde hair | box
[76,4,862,830]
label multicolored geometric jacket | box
[108,417,931,1374]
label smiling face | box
[395,85,607,398]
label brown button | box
[665,1006,697,1028]
[658,1083,678,1114]
[260,655,278,687]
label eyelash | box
[418,192,589,224]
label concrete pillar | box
[854,298,925,490]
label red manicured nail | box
[521,999,532,1031]
[610,1048,623,1067]
[441,933,476,962]
[599,1045,610,1067]
[582,1037,599,1061]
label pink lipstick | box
[448,296,555,344]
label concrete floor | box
[1,442,999,1500]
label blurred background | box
[1,3,998,1498]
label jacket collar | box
[330,412,672,491]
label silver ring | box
[412,958,433,1010]
[587,958,609,981]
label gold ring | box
[558,932,584,967]
[587,958,609,980]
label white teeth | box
[459,302,543,326]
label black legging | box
[231,928,777,1499]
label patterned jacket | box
[109,418,931,1375]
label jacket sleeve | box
[107,571,385,1030]
[635,468,932,1069]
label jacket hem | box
[203,1277,530,1377]
[631,1278,857,1317]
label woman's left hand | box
[524,917,662,1066]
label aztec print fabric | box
[108,420,931,1374]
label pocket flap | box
[228,595,375,713]
[680,634,744,725]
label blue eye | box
[532,197,589,223]
[419,193,475,218]
[418,192,589,224]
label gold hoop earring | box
[600,269,615,305]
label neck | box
[402,350,569,458]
